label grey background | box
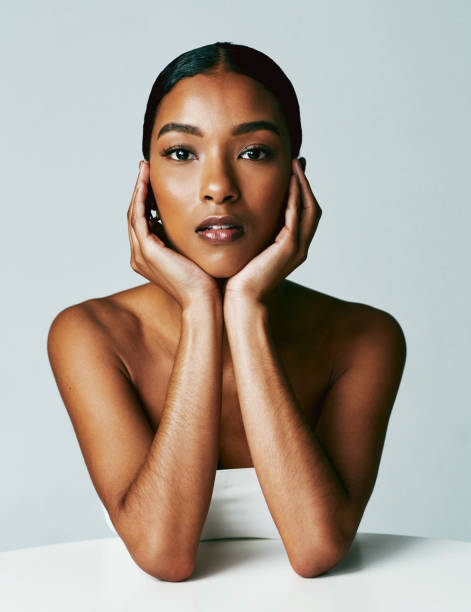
[1,0,469,552]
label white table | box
[1,532,469,611]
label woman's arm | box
[117,298,223,575]
[47,297,223,582]
[224,297,406,578]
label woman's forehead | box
[154,72,287,134]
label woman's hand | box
[224,158,322,305]
[128,161,221,310]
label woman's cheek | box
[259,179,291,243]
[151,178,190,228]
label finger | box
[127,192,137,252]
[283,172,302,249]
[127,170,140,232]
[129,222,140,255]
[129,222,142,271]
[127,160,146,225]
[130,163,153,245]
[133,160,146,199]
[294,159,320,210]
[293,159,322,247]
[129,161,144,206]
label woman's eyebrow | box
[156,120,281,139]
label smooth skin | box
[47,70,406,581]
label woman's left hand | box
[224,158,322,305]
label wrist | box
[223,294,267,320]
[182,294,223,321]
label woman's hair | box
[142,41,302,162]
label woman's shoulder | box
[285,280,406,385]
[48,283,151,352]
[283,280,405,342]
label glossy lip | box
[196,227,244,244]
[195,215,244,232]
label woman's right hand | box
[127,161,221,310]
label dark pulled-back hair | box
[142,41,302,161]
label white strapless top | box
[101,467,280,540]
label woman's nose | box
[199,160,240,205]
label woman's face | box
[148,70,293,278]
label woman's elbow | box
[291,540,350,578]
[131,546,195,582]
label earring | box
[150,206,161,223]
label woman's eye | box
[162,146,196,161]
[162,145,272,162]
[240,146,272,161]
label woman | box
[47,42,407,581]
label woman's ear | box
[298,157,307,172]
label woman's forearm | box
[117,298,223,571]
[224,297,350,575]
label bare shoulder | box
[324,292,407,382]
[331,293,406,342]
[46,287,157,549]
[47,285,145,362]
[336,295,406,351]
[283,280,407,377]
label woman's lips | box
[196,227,244,244]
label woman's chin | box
[205,266,243,279]
[196,258,247,279]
